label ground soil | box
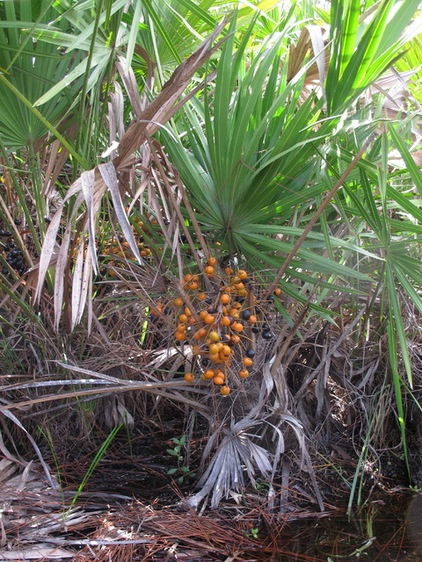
[2,413,420,562]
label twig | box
[266,132,378,295]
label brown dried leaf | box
[116,56,143,119]
[80,168,98,274]
[42,138,70,198]
[288,25,328,86]
[35,180,82,307]
[1,409,57,490]
[0,459,18,484]
[71,236,85,330]
[53,219,73,331]
[33,208,62,304]
[98,162,143,264]
[113,19,227,169]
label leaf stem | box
[266,131,378,295]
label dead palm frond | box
[186,417,273,510]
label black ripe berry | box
[262,330,274,340]
[240,309,251,321]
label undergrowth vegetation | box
[1,0,422,527]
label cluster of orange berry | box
[172,257,281,396]
[102,235,151,260]
[98,219,154,277]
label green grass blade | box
[66,424,123,514]
[386,262,413,387]
[387,308,410,478]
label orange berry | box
[178,313,188,323]
[248,314,257,324]
[184,273,193,282]
[199,309,208,320]
[173,297,184,307]
[238,269,248,280]
[193,328,207,340]
[176,323,186,332]
[184,373,195,382]
[220,385,231,396]
[184,307,192,317]
[207,257,217,266]
[243,357,253,367]
[204,369,215,379]
[150,304,163,317]
[213,375,225,385]
[175,332,186,342]
[208,331,220,342]
[239,369,249,379]
[231,334,241,345]
[224,267,233,276]
[141,248,152,257]
[197,292,207,301]
[231,322,244,333]
[220,293,231,304]
[222,345,232,356]
[221,316,231,327]
[274,287,282,296]
[209,343,220,355]
[188,281,199,290]
[205,265,215,276]
[204,313,215,325]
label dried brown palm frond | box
[0,361,211,421]
[0,455,99,560]
[1,406,57,490]
[287,24,328,90]
[184,407,317,512]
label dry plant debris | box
[0,454,95,560]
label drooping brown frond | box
[112,19,228,170]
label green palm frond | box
[326,0,422,113]
[162,19,354,285]
[0,1,84,151]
